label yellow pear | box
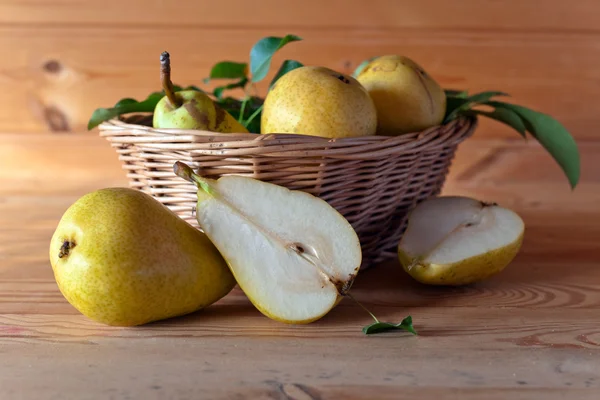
[153,51,248,133]
[49,187,236,326]
[261,66,377,138]
[397,196,524,286]
[355,55,446,135]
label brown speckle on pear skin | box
[183,98,210,128]
[214,105,226,129]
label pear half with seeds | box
[398,196,525,286]
[174,162,362,324]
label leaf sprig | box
[87,35,305,133]
[444,90,580,189]
[86,35,581,190]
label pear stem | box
[160,51,181,108]
[173,161,194,183]
[345,292,380,324]
[173,161,214,195]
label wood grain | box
[2,0,600,393]
[0,0,599,137]
[1,133,599,397]
[3,0,600,30]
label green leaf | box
[362,316,417,335]
[444,89,469,98]
[489,102,581,189]
[213,77,248,100]
[204,61,248,83]
[114,98,138,107]
[250,34,302,83]
[269,60,303,88]
[444,96,471,122]
[216,96,263,134]
[469,107,527,137]
[444,91,509,122]
[351,57,376,77]
[87,86,201,130]
[467,91,509,104]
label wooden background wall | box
[1,0,597,206]
[1,0,599,140]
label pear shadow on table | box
[142,248,557,336]
[322,249,567,337]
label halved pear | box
[174,162,362,324]
[398,196,525,286]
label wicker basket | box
[99,115,477,269]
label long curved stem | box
[160,51,181,108]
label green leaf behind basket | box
[204,61,248,83]
[87,85,201,130]
[444,90,581,189]
[250,34,302,83]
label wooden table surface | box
[1,132,599,399]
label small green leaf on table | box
[250,34,303,83]
[363,316,417,336]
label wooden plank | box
[1,134,599,398]
[0,26,598,136]
[1,341,598,399]
[1,0,599,32]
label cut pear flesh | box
[398,196,525,285]
[176,163,362,324]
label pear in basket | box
[153,52,248,133]
[355,55,446,135]
[261,66,377,138]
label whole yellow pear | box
[355,55,447,135]
[153,52,248,133]
[49,187,236,326]
[153,90,249,133]
[261,66,377,138]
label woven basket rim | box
[99,115,477,157]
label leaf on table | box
[87,85,202,130]
[204,61,248,83]
[250,34,303,83]
[488,101,581,189]
[269,60,304,88]
[362,316,417,335]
